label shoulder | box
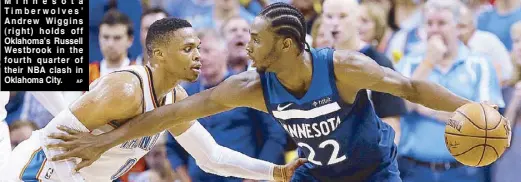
[333,49,383,74]
[88,72,143,106]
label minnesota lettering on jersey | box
[281,116,341,139]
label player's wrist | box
[272,165,284,182]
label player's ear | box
[281,38,293,52]
[153,49,163,61]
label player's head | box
[99,9,134,62]
[322,0,361,42]
[140,8,169,51]
[247,2,309,72]
[146,17,201,82]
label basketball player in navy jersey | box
[47,2,505,182]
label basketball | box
[445,103,512,167]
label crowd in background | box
[3,0,521,181]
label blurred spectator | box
[167,29,287,182]
[385,0,427,62]
[359,2,390,52]
[240,0,270,15]
[89,0,143,62]
[321,0,407,144]
[9,120,38,149]
[310,17,335,48]
[395,1,504,181]
[90,9,137,84]
[458,3,513,86]
[463,0,493,18]
[161,0,213,25]
[292,0,320,34]
[221,16,253,73]
[137,8,169,65]
[133,133,180,182]
[492,20,521,182]
[477,0,521,51]
[189,0,255,31]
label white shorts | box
[0,130,58,182]
[0,121,11,173]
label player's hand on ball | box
[273,158,307,182]
[46,125,107,171]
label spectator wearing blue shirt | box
[396,1,505,181]
[477,0,521,51]
[166,29,287,182]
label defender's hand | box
[273,158,307,182]
[46,125,111,171]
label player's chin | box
[187,72,200,82]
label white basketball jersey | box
[78,65,174,181]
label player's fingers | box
[46,142,75,150]
[57,125,80,135]
[75,160,94,172]
[50,150,80,161]
[47,133,77,142]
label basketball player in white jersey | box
[1,18,304,182]
[0,91,68,172]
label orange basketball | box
[445,103,512,167]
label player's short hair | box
[145,17,192,56]
[141,8,169,22]
[259,2,309,53]
[100,9,134,37]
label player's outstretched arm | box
[333,50,473,112]
[167,86,305,182]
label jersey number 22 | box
[298,139,347,165]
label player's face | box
[246,17,283,72]
[161,28,201,82]
[322,0,360,42]
[223,18,250,63]
[99,24,133,61]
[140,13,167,48]
[425,8,458,47]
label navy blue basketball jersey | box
[259,48,399,181]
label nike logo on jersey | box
[277,103,293,111]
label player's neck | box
[275,52,313,96]
[148,64,181,101]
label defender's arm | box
[333,50,473,112]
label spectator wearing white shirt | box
[458,3,513,86]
